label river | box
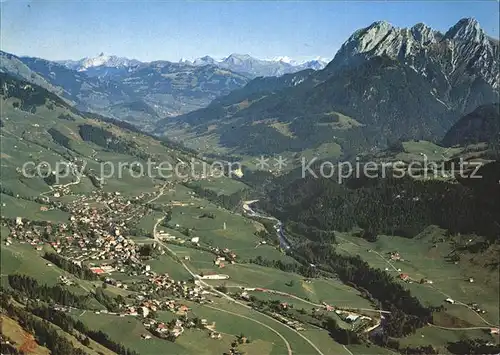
[243,200,291,250]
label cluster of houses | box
[467,302,488,315]
[2,190,166,276]
[270,311,305,331]
[143,315,220,341]
[138,274,210,303]
[2,188,216,311]
[334,309,372,324]
[58,275,75,286]
[389,251,405,261]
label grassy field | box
[346,343,396,355]
[300,329,354,355]
[335,229,500,327]
[240,276,373,310]
[296,142,343,163]
[167,200,294,262]
[74,310,246,355]
[134,211,165,236]
[1,225,10,241]
[398,325,493,352]
[159,213,373,310]
[1,241,105,311]
[1,242,71,287]
[194,260,372,309]
[144,253,193,281]
[1,194,69,222]
[382,140,465,163]
[74,311,186,354]
[187,299,325,355]
[151,184,196,205]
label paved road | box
[343,345,355,355]
[428,323,493,331]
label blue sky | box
[1,1,499,62]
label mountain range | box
[0,51,327,129]
[156,18,499,157]
[182,54,328,77]
[57,52,328,78]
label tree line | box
[43,253,99,281]
[28,304,139,355]
[7,274,93,309]
[0,293,88,355]
[248,255,320,278]
[265,167,500,243]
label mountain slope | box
[442,103,500,147]
[0,72,203,201]
[0,51,69,102]
[157,18,499,157]
[19,55,134,111]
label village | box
[1,182,391,345]
[0,186,241,342]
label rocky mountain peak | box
[328,18,498,92]
[411,22,441,45]
[444,17,487,43]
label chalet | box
[210,332,221,339]
[177,305,189,315]
[390,252,401,261]
[346,314,360,322]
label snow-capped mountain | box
[58,52,328,78]
[184,53,329,77]
[58,53,141,72]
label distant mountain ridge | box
[57,52,328,78]
[183,53,329,77]
[57,52,142,72]
[1,50,328,129]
